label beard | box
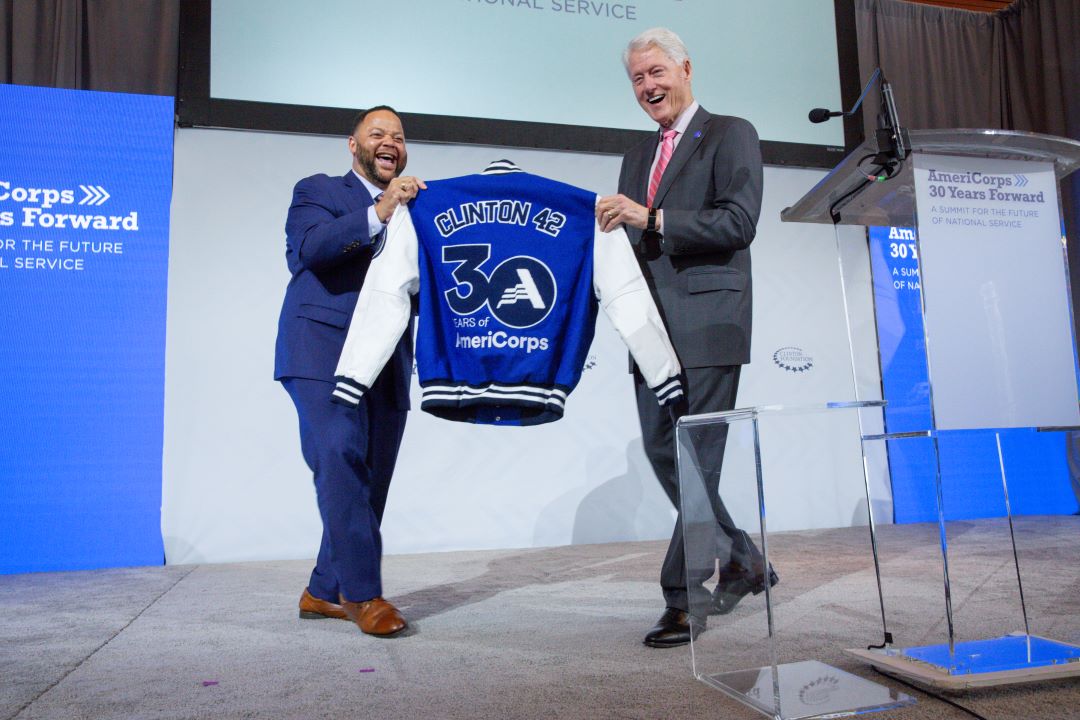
[355,144,404,186]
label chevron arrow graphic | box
[78,185,111,205]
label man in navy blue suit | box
[275,106,425,637]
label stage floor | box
[2,517,1077,720]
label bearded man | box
[275,106,425,637]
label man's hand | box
[596,194,648,233]
[375,175,427,222]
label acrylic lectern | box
[679,129,1080,718]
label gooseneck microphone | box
[808,108,845,124]
[806,67,908,162]
[807,68,882,125]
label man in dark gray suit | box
[597,27,775,648]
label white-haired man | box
[597,27,776,648]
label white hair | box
[622,27,689,72]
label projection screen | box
[178,0,863,167]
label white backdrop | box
[162,128,888,565]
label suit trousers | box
[635,364,762,613]
[282,374,407,604]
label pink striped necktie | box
[647,128,678,207]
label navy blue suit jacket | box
[274,170,411,410]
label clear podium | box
[678,401,914,719]
[679,129,1080,717]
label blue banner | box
[0,85,173,573]
[868,226,1078,522]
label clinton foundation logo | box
[773,346,814,373]
[799,674,840,706]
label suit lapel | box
[342,169,374,210]
[627,140,654,204]
[653,106,710,208]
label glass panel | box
[860,429,1080,680]
[678,403,914,719]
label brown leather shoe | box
[339,595,408,637]
[299,588,347,620]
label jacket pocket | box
[296,303,349,329]
[686,268,745,294]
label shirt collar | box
[663,100,699,138]
[351,169,384,200]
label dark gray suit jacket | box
[618,106,763,368]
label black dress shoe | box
[643,607,705,648]
[711,566,779,615]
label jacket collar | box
[482,159,524,175]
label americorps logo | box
[773,346,814,373]
[488,256,555,328]
[442,243,557,329]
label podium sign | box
[912,154,1079,430]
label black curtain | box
[857,0,1004,131]
[856,0,1078,135]
[0,0,178,95]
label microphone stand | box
[810,67,909,167]
[876,76,909,165]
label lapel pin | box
[694,130,702,139]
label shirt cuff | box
[367,206,385,238]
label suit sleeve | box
[331,206,419,406]
[661,117,763,257]
[616,155,646,250]
[592,219,684,406]
[284,175,379,274]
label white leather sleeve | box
[592,217,683,405]
[331,205,419,406]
